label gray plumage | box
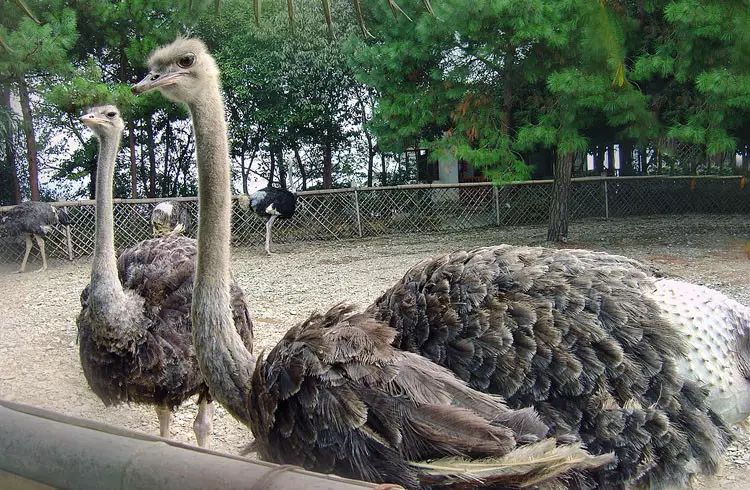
[151,200,191,237]
[135,37,613,490]
[367,245,740,488]
[0,201,69,272]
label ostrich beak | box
[79,113,104,126]
[131,71,185,94]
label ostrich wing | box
[248,303,610,489]
[367,245,730,487]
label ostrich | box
[151,200,191,237]
[365,246,748,487]
[1,201,69,272]
[132,37,613,489]
[76,105,254,448]
[248,186,297,255]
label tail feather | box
[413,440,614,489]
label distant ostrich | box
[0,201,69,272]
[76,105,253,448]
[248,186,296,255]
[151,200,191,237]
[133,37,613,489]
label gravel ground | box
[0,214,748,488]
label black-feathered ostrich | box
[133,37,613,489]
[246,186,296,255]
[1,201,69,272]
[151,200,191,237]
[76,105,253,448]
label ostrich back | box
[78,235,253,409]
[248,303,612,489]
[367,245,731,488]
[653,278,750,425]
[2,201,67,236]
[249,187,296,219]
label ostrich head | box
[131,37,220,104]
[80,105,124,138]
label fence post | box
[493,185,500,226]
[64,206,74,261]
[353,188,363,238]
[603,179,610,219]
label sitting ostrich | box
[1,201,69,272]
[151,200,191,237]
[366,247,748,487]
[248,186,296,255]
[76,105,253,448]
[133,37,613,489]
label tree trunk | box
[501,50,514,138]
[547,151,573,242]
[17,76,40,201]
[268,145,276,186]
[366,134,374,188]
[380,153,387,186]
[1,87,21,204]
[294,147,307,190]
[742,147,749,174]
[606,145,615,176]
[128,120,138,197]
[619,143,634,176]
[322,136,333,189]
[162,120,172,195]
[145,116,157,197]
[278,148,287,190]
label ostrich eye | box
[107,112,117,118]
[177,53,195,69]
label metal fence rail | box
[1,175,748,265]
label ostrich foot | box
[34,266,48,273]
[15,269,25,274]
[193,399,215,448]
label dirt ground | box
[0,214,748,488]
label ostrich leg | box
[17,234,33,273]
[155,405,172,438]
[193,399,215,448]
[33,234,47,272]
[265,215,278,255]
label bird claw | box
[34,267,47,273]
[15,269,25,274]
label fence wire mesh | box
[1,176,747,266]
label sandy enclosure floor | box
[0,214,748,488]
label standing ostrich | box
[151,200,191,237]
[133,37,613,489]
[247,186,297,255]
[1,201,69,272]
[366,247,748,487]
[76,105,253,448]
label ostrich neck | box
[89,135,126,314]
[190,84,255,424]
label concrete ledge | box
[0,399,385,490]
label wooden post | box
[603,179,609,219]
[64,206,74,261]
[493,185,500,226]
[354,188,363,238]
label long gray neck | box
[89,135,126,314]
[190,82,255,424]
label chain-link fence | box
[1,175,748,265]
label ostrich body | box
[1,201,69,272]
[366,246,744,488]
[133,37,613,489]
[248,186,296,254]
[76,105,253,448]
[151,200,191,237]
